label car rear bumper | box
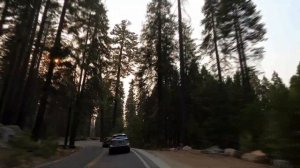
[109,146,130,153]
[102,143,109,147]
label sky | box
[104,0,300,89]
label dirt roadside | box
[148,150,273,168]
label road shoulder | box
[147,150,272,168]
[133,148,171,168]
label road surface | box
[36,140,168,168]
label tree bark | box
[32,0,69,141]
[233,7,252,100]
[17,0,51,128]
[99,55,104,141]
[0,1,38,124]
[69,14,92,147]
[233,8,246,87]
[13,0,43,126]
[112,32,125,129]
[23,24,50,129]
[178,0,188,145]
[238,25,253,101]
[69,70,87,148]
[64,104,72,148]
[100,107,104,140]
[32,58,55,141]
[156,0,164,147]
[211,10,222,82]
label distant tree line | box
[124,0,300,166]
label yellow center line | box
[85,149,106,168]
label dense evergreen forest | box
[0,0,299,166]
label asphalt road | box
[37,140,164,168]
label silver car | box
[109,133,130,154]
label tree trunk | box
[0,1,38,124]
[233,9,246,87]
[13,0,43,126]
[17,0,51,128]
[32,0,69,141]
[100,107,104,141]
[64,104,72,148]
[69,69,87,148]
[156,0,164,147]
[238,26,253,101]
[69,14,92,147]
[98,55,104,141]
[112,33,125,129]
[233,7,252,100]
[177,0,188,145]
[31,58,55,141]
[23,25,50,129]
[211,10,222,83]
[10,0,42,123]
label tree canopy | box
[0,0,299,166]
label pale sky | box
[105,0,300,87]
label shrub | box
[33,139,58,158]
[9,133,39,152]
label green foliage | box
[219,0,266,60]
[201,0,228,79]
[240,69,300,166]
[286,63,300,166]
[132,0,178,148]
[125,81,145,147]
[110,20,138,78]
[110,20,137,130]
[0,133,57,167]
[239,100,266,152]
[133,58,300,167]
[217,0,267,96]
[0,0,299,166]
[9,133,39,152]
[125,80,136,128]
[33,139,58,158]
[9,134,58,158]
[125,115,144,147]
[1,149,30,167]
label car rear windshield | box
[113,135,127,138]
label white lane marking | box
[132,149,151,168]
[85,149,106,168]
[134,149,171,168]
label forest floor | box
[0,146,79,168]
[148,150,273,168]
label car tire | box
[109,149,113,155]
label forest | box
[0,0,299,166]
